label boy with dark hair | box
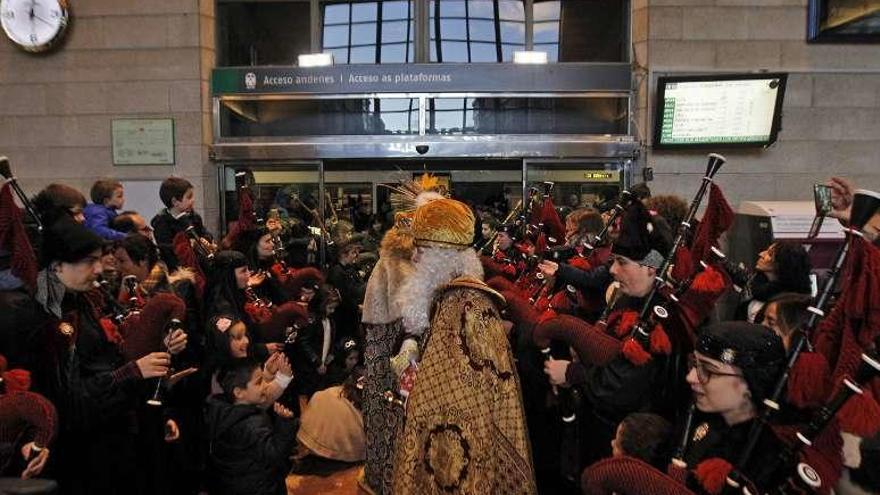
[84,179,127,240]
[150,177,212,270]
[610,412,672,469]
[205,359,297,495]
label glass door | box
[221,161,326,266]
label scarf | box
[35,268,67,319]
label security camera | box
[415,145,429,155]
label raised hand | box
[828,177,855,222]
[274,402,295,419]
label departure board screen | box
[653,73,787,149]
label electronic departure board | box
[653,73,787,149]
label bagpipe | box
[184,223,216,264]
[620,153,727,366]
[766,339,880,494]
[243,274,316,344]
[0,157,41,290]
[531,154,736,370]
[477,197,526,255]
[581,341,880,495]
[720,189,880,494]
[0,157,42,232]
[506,188,632,345]
[146,317,185,408]
[529,189,634,311]
[94,278,140,325]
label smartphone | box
[814,184,833,216]
[808,184,833,239]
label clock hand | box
[32,12,54,27]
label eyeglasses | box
[688,354,743,385]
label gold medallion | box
[58,322,74,336]
[692,422,709,443]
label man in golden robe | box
[391,197,537,494]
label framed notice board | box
[112,119,175,165]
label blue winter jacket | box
[84,203,126,240]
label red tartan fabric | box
[814,238,880,401]
[480,253,518,280]
[0,391,57,449]
[284,267,324,298]
[486,275,519,295]
[172,231,206,297]
[691,183,734,263]
[0,183,38,290]
[772,420,843,495]
[581,456,694,495]
[537,197,565,242]
[533,314,621,366]
[119,292,187,361]
[254,301,310,343]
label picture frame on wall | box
[807,0,880,43]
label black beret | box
[696,321,786,405]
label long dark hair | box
[766,292,812,338]
[205,250,249,321]
[771,241,812,295]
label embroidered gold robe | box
[391,276,537,494]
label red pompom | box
[787,352,832,408]
[100,318,124,347]
[0,354,7,373]
[622,338,652,366]
[615,310,639,338]
[693,458,733,495]
[691,265,727,294]
[2,369,31,393]
[244,302,273,324]
[649,324,672,355]
[568,256,592,271]
[838,388,880,437]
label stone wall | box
[0,0,218,230]
[636,0,880,206]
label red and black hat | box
[611,200,672,269]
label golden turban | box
[411,198,475,249]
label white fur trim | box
[397,247,483,335]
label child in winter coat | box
[205,359,297,495]
[84,179,126,240]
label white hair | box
[397,247,483,335]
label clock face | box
[0,0,69,53]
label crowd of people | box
[0,166,878,495]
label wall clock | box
[0,0,70,53]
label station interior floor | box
[287,465,362,495]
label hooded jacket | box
[205,394,296,495]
